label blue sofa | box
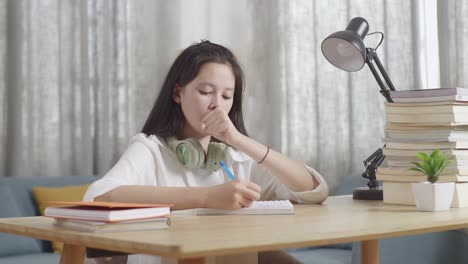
[1,175,468,264]
[0,176,98,264]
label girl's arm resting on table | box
[93,180,261,210]
[201,108,320,193]
[232,133,319,193]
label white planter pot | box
[411,182,455,211]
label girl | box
[84,40,329,264]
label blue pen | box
[219,161,235,181]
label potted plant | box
[409,149,454,212]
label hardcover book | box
[385,102,468,114]
[389,88,468,103]
[384,141,468,150]
[53,217,170,232]
[44,201,172,222]
[386,113,468,123]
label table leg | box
[361,239,379,264]
[60,244,86,264]
[178,257,205,264]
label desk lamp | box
[321,17,397,200]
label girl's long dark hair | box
[141,41,248,138]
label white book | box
[387,122,468,127]
[384,137,468,143]
[377,166,468,176]
[385,124,468,131]
[387,159,468,167]
[384,141,468,150]
[386,113,468,123]
[376,173,468,182]
[53,217,170,232]
[385,102,468,114]
[174,200,294,216]
[382,148,468,157]
[390,88,468,103]
[392,96,468,103]
[384,130,468,142]
[383,154,468,161]
[383,181,468,208]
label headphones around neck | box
[166,137,233,172]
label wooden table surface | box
[1,195,468,263]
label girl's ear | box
[173,84,181,104]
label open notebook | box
[174,200,294,216]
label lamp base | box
[353,186,383,200]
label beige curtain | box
[1,0,425,192]
[1,0,183,177]
[0,0,249,178]
[245,0,418,189]
[438,0,468,88]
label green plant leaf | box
[416,152,430,163]
[429,157,435,176]
[420,162,433,177]
[435,159,451,177]
[409,161,424,171]
[433,155,443,169]
[408,168,425,174]
[408,149,450,183]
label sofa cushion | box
[0,253,60,264]
[0,185,42,257]
[32,184,90,254]
[0,176,98,253]
[0,176,98,217]
[32,184,90,214]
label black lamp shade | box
[321,17,369,72]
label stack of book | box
[44,201,171,232]
[376,87,468,207]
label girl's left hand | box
[200,108,241,145]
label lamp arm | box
[365,48,394,103]
[371,50,396,91]
[361,49,397,191]
[361,147,385,189]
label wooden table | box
[1,195,468,264]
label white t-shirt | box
[83,133,329,264]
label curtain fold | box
[438,0,468,88]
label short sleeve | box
[251,163,329,204]
[83,140,157,202]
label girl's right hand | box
[204,179,261,209]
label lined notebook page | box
[194,200,294,215]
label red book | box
[44,201,172,222]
